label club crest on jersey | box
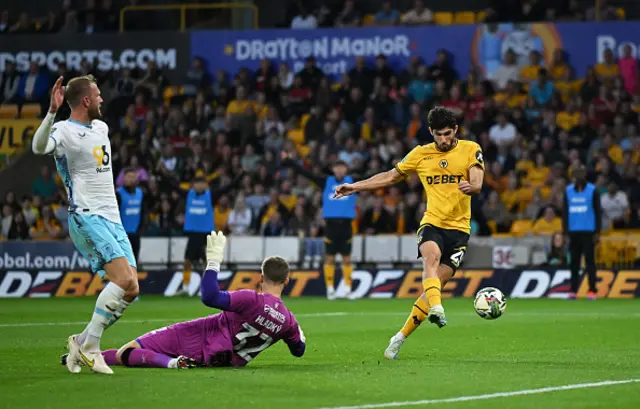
[439,159,448,169]
[92,145,111,173]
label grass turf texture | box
[0,297,639,409]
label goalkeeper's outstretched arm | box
[200,231,232,310]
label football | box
[474,287,507,320]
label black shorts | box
[184,232,207,262]
[324,218,353,256]
[417,224,470,274]
[127,233,141,261]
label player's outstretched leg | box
[67,258,138,375]
[62,349,199,370]
[386,262,456,359]
[118,348,198,369]
[384,294,430,360]
[420,242,447,328]
[115,340,200,369]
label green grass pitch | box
[1,297,639,409]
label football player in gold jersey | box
[334,107,484,359]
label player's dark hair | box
[65,75,97,108]
[124,167,137,175]
[262,256,290,284]
[427,107,457,131]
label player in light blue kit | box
[32,76,139,375]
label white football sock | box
[105,298,130,329]
[78,282,127,352]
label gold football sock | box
[324,264,335,288]
[423,277,442,308]
[183,268,192,286]
[342,264,353,288]
[400,295,430,337]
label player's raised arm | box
[32,76,64,155]
[200,231,232,310]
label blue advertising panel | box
[191,26,476,80]
[191,22,640,81]
[0,241,89,271]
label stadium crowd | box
[0,4,639,263]
[2,45,640,245]
[0,0,625,37]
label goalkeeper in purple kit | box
[62,232,306,369]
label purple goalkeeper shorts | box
[136,318,208,363]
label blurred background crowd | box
[0,0,628,36]
[0,1,639,268]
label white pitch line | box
[1,310,639,328]
[319,379,640,409]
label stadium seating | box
[0,104,19,119]
[363,14,375,26]
[287,129,304,145]
[20,104,41,119]
[300,114,311,128]
[433,12,453,25]
[616,8,626,19]
[454,11,476,24]
[163,86,184,106]
[510,220,534,237]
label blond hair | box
[64,75,97,108]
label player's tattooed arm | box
[459,165,484,195]
[333,168,404,198]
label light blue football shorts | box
[68,213,137,278]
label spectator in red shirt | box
[466,86,486,121]
[134,93,150,121]
[254,58,275,92]
[441,84,466,121]
[591,84,617,126]
[287,75,312,116]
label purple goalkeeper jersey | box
[137,290,302,367]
